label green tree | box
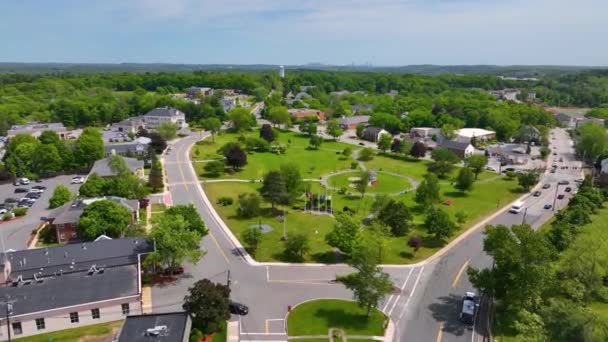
[299,118,317,136]
[108,154,130,176]
[165,205,208,236]
[201,117,222,142]
[228,107,256,131]
[518,171,539,191]
[267,106,291,127]
[308,134,323,149]
[77,200,132,241]
[261,171,286,209]
[425,206,457,240]
[79,173,107,197]
[237,193,261,218]
[357,148,374,161]
[31,144,62,176]
[427,161,454,178]
[356,124,366,138]
[343,147,352,158]
[259,123,275,142]
[203,160,225,177]
[377,199,412,236]
[465,155,488,179]
[576,121,607,162]
[224,145,247,171]
[441,124,457,140]
[354,171,370,199]
[409,141,427,158]
[157,122,179,141]
[182,279,231,335]
[74,128,104,168]
[284,233,310,261]
[148,152,164,191]
[48,185,72,209]
[455,167,475,192]
[431,147,460,163]
[326,119,344,140]
[242,226,263,257]
[325,213,360,255]
[415,173,441,207]
[377,133,392,152]
[280,163,302,202]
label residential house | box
[104,137,151,157]
[576,117,605,128]
[554,113,574,126]
[439,140,475,158]
[518,125,541,142]
[362,127,390,143]
[112,117,146,134]
[48,197,140,243]
[220,97,237,113]
[7,122,79,140]
[89,156,144,178]
[143,107,187,129]
[0,237,153,340]
[410,127,441,139]
[117,312,191,342]
[288,109,325,122]
[339,115,370,130]
[454,128,495,143]
[186,87,213,98]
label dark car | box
[32,185,47,190]
[4,198,18,204]
[542,184,550,189]
[25,193,41,199]
[558,180,570,185]
[557,194,565,200]
[14,188,28,193]
[544,204,552,210]
[533,191,541,197]
[565,187,572,192]
[229,302,249,316]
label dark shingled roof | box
[89,156,144,177]
[118,312,190,342]
[0,238,153,317]
[439,139,472,151]
[144,107,185,118]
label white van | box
[509,201,524,214]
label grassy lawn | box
[14,321,122,342]
[327,171,412,194]
[287,299,387,336]
[193,131,355,180]
[204,182,337,263]
[212,321,227,342]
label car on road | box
[14,188,29,193]
[543,204,553,210]
[533,191,541,197]
[553,152,557,156]
[542,184,551,189]
[565,187,572,192]
[557,194,565,200]
[460,292,477,325]
[229,302,249,316]
[71,176,86,184]
[558,180,570,185]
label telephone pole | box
[1,296,16,342]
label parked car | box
[550,169,556,173]
[543,204,552,210]
[459,292,477,325]
[71,176,86,184]
[565,187,572,192]
[28,188,44,194]
[19,178,30,185]
[4,198,18,204]
[0,209,7,215]
[32,185,47,191]
[533,191,541,197]
[14,188,29,193]
[26,193,41,199]
[229,302,249,316]
[542,184,551,189]
[557,194,565,200]
[558,180,570,185]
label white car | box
[19,177,30,185]
[71,176,86,184]
[460,292,477,325]
[0,209,7,215]
[29,188,44,194]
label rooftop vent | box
[146,326,168,337]
[34,272,44,283]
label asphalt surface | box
[153,127,580,342]
[0,175,84,250]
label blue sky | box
[0,0,606,66]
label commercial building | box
[143,107,188,129]
[288,109,325,122]
[89,156,144,178]
[117,312,191,342]
[48,197,140,244]
[410,127,441,139]
[112,117,146,134]
[0,237,153,340]
[454,128,495,143]
[104,137,151,157]
[339,115,370,130]
[7,122,79,140]
[186,87,213,98]
[362,127,390,143]
[220,97,237,113]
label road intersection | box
[152,127,580,342]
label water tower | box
[279,65,285,78]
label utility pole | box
[1,296,16,342]
[227,270,231,289]
[552,184,560,211]
[521,208,528,225]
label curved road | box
[153,128,580,342]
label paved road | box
[0,175,84,250]
[153,127,580,342]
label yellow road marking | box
[436,322,444,342]
[176,155,190,193]
[265,320,269,334]
[210,231,231,264]
[452,259,470,288]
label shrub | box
[204,161,225,177]
[338,187,347,195]
[217,197,234,206]
[408,236,423,251]
[13,208,27,217]
[2,213,12,221]
[358,148,374,161]
[350,162,358,169]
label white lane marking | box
[387,268,415,316]
[266,266,269,281]
[395,266,425,323]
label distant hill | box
[0,62,606,76]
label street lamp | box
[552,184,561,212]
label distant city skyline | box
[0,0,606,66]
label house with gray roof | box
[117,312,191,342]
[89,156,144,178]
[339,115,370,130]
[438,140,475,158]
[104,137,151,157]
[0,237,153,340]
[7,122,79,139]
[362,127,390,143]
[48,197,140,243]
[143,107,187,129]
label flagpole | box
[283,207,286,240]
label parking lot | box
[0,175,83,250]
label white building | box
[454,128,495,143]
[143,107,188,129]
[279,65,285,78]
[0,238,153,341]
